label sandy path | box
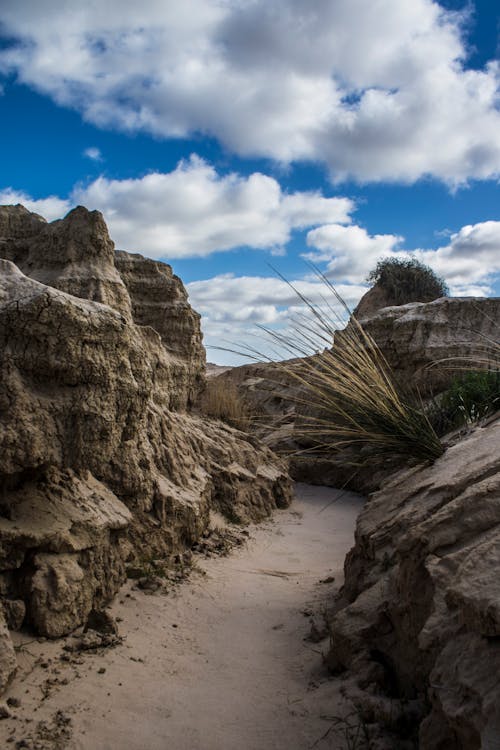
[1,483,364,750]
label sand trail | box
[0,483,364,750]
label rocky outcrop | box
[212,296,500,492]
[352,283,394,319]
[327,416,500,748]
[0,205,131,317]
[0,204,47,241]
[115,250,205,406]
[0,206,291,689]
[359,296,500,396]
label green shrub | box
[367,257,448,305]
[429,369,500,435]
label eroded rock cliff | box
[0,205,291,689]
[359,296,500,396]
[115,250,205,407]
[327,416,500,749]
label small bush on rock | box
[429,369,500,435]
[367,257,448,305]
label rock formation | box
[210,294,500,492]
[327,415,500,748]
[115,250,205,407]
[0,204,131,317]
[358,296,500,396]
[0,205,291,689]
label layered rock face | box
[0,206,291,687]
[359,296,500,396]
[328,417,500,748]
[0,204,131,317]
[115,250,205,407]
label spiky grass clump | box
[258,273,444,464]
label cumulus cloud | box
[0,0,499,183]
[83,146,103,161]
[0,188,71,221]
[304,218,500,295]
[71,155,353,257]
[187,273,368,364]
[0,156,353,257]
[305,224,404,283]
[417,221,500,295]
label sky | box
[0,0,499,365]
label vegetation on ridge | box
[199,376,251,431]
[260,272,445,464]
[367,256,448,305]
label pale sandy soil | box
[0,483,364,750]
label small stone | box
[85,609,118,636]
[318,576,335,584]
[7,698,20,708]
[137,576,161,592]
[97,668,106,674]
[0,703,12,719]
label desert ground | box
[0,484,364,750]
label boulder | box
[359,296,500,396]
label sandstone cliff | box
[327,415,500,748]
[0,205,291,691]
[115,250,205,407]
[359,296,500,396]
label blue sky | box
[0,0,499,364]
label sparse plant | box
[367,257,448,305]
[428,369,500,435]
[199,377,251,431]
[312,709,370,749]
[258,273,444,464]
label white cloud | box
[0,188,71,221]
[416,221,500,295]
[83,146,103,161]
[187,273,368,364]
[1,0,499,183]
[71,155,353,257]
[0,156,353,257]
[305,224,404,283]
[303,218,500,295]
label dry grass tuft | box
[259,272,444,463]
[200,377,251,431]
